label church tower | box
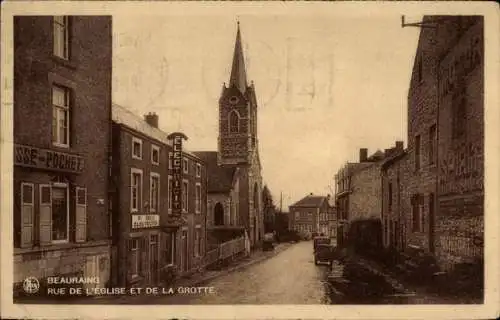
[218,22,259,166]
[217,22,264,246]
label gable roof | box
[112,103,200,159]
[289,195,328,208]
[193,151,237,193]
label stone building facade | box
[407,16,484,270]
[13,16,113,296]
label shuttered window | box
[75,187,87,242]
[20,183,34,248]
[39,185,52,245]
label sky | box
[112,11,423,209]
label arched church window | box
[229,110,240,133]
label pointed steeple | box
[229,21,248,94]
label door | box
[84,255,99,290]
[149,235,159,285]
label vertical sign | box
[167,132,188,218]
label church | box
[194,23,264,249]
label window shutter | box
[75,187,87,242]
[39,185,52,245]
[20,183,34,248]
[141,237,147,277]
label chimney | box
[384,148,391,157]
[396,141,404,150]
[359,148,368,162]
[144,112,159,128]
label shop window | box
[151,145,160,165]
[20,183,34,248]
[131,168,143,212]
[150,173,160,213]
[195,183,201,214]
[53,16,69,59]
[132,137,142,160]
[52,85,70,148]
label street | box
[161,241,332,304]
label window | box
[150,173,160,213]
[130,238,140,277]
[415,135,421,170]
[229,110,240,133]
[182,180,188,212]
[195,183,201,213]
[388,182,393,211]
[168,152,173,170]
[183,158,189,174]
[131,168,143,212]
[52,85,70,147]
[429,125,436,165]
[20,183,34,248]
[151,145,160,165]
[167,175,173,213]
[196,163,201,178]
[53,16,69,59]
[194,227,201,257]
[132,137,142,160]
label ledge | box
[14,239,111,255]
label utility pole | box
[280,191,283,214]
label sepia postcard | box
[1,1,499,319]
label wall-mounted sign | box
[132,214,160,229]
[14,144,84,174]
[167,132,188,218]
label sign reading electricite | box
[167,132,188,218]
[14,144,84,174]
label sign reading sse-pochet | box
[14,144,85,174]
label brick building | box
[406,16,484,270]
[13,16,112,296]
[110,104,207,287]
[289,194,331,238]
[194,23,264,248]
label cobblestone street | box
[154,241,331,304]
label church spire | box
[229,21,248,94]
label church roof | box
[290,194,329,208]
[193,151,237,193]
[229,22,248,94]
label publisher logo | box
[23,277,40,294]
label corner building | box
[13,16,113,295]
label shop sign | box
[14,144,84,173]
[167,132,188,218]
[132,214,160,229]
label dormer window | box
[229,110,240,133]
